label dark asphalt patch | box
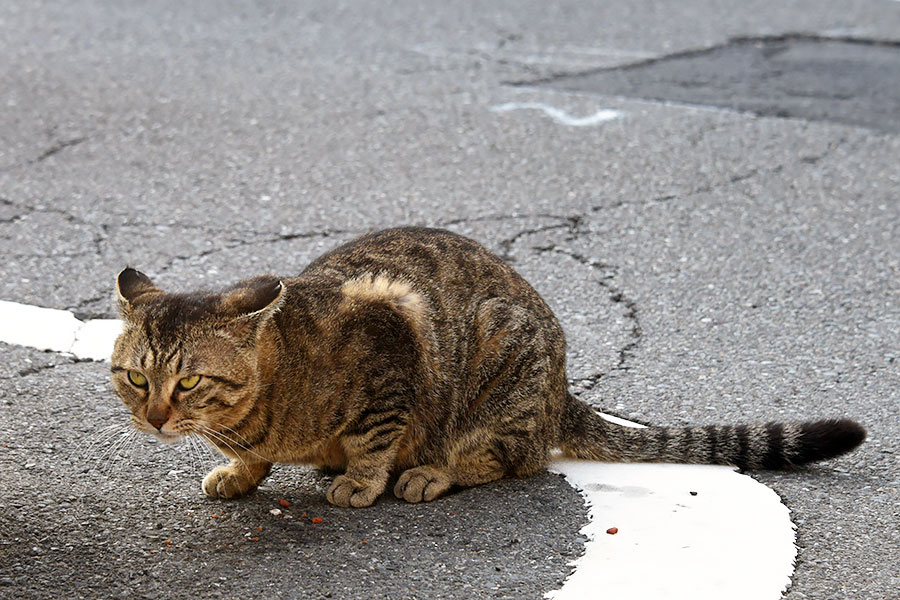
[522,36,900,133]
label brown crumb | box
[606,527,618,535]
[278,497,291,508]
[311,517,323,524]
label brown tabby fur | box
[111,227,865,507]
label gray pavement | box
[1,1,898,598]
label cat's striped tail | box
[559,393,866,470]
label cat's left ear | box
[220,276,285,336]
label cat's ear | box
[219,276,284,341]
[116,268,162,317]
[221,276,284,318]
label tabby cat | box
[111,227,865,507]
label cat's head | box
[110,268,283,442]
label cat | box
[111,227,865,507]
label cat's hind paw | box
[326,475,383,508]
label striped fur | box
[559,394,865,470]
[111,227,865,507]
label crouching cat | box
[111,227,865,507]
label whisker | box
[111,430,138,477]
[183,421,224,468]
[195,423,271,464]
[91,429,131,470]
[185,434,198,475]
[187,434,214,475]
[99,430,135,478]
[201,419,262,452]
[198,431,251,477]
[108,429,140,479]
[80,424,129,463]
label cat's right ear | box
[116,268,161,317]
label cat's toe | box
[394,466,452,503]
[202,466,255,499]
[326,475,380,508]
[202,467,226,497]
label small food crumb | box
[270,508,282,516]
[301,513,308,519]
[278,497,291,508]
[606,527,618,535]
[690,491,698,496]
[257,526,263,531]
[210,514,218,519]
[311,517,323,524]
[250,537,259,542]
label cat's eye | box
[127,371,148,388]
[177,375,201,391]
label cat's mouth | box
[153,431,183,444]
[133,421,184,443]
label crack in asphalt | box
[497,220,580,262]
[32,137,88,163]
[591,133,849,214]
[16,362,64,378]
[544,245,643,378]
[438,212,581,228]
[0,197,99,229]
[797,135,849,166]
[493,216,644,402]
[0,355,75,381]
[152,228,359,277]
[69,294,109,321]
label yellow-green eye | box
[177,375,201,391]
[127,371,148,387]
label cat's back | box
[298,227,543,311]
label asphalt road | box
[1,1,898,598]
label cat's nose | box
[147,407,169,430]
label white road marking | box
[0,300,797,597]
[546,460,796,600]
[0,300,121,361]
[491,102,623,126]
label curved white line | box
[0,300,797,598]
[547,459,796,600]
[490,102,623,126]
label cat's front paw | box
[394,465,452,503]
[326,475,383,508]
[202,465,258,499]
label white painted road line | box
[547,461,796,600]
[0,300,797,598]
[490,102,623,126]
[0,300,121,361]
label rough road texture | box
[1,1,898,598]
